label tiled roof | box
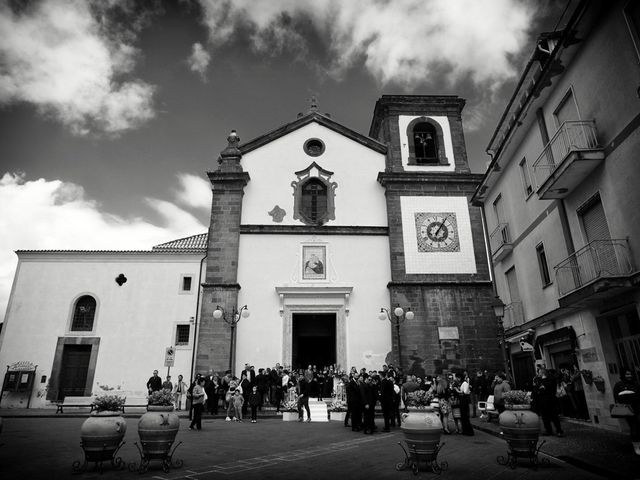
[16,233,208,255]
[152,233,208,251]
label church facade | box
[0,95,501,408]
[197,95,500,378]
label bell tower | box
[370,95,501,375]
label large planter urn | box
[397,407,447,474]
[498,404,542,467]
[74,411,127,472]
[137,405,180,459]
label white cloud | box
[173,173,212,210]
[0,0,155,135]
[197,0,534,90]
[0,172,207,323]
[188,42,211,81]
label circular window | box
[303,138,325,157]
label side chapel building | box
[0,95,501,408]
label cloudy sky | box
[0,0,567,322]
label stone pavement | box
[0,407,637,480]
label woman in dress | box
[436,376,452,434]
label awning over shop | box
[533,326,577,359]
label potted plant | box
[74,394,126,472]
[593,375,606,393]
[328,399,347,421]
[581,369,594,385]
[133,389,180,471]
[497,390,540,467]
[280,399,299,421]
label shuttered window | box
[580,196,611,242]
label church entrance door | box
[292,313,336,370]
[58,345,91,400]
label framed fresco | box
[302,245,326,280]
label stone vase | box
[400,407,442,461]
[498,404,540,455]
[138,405,180,459]
[80,411,127,461]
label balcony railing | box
[532,120,600,191]
[502,301,524,330]
[554,239,635,297]
[489,223,512,260]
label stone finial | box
[218,129,243,171]
[308,95,319,113]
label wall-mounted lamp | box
[492,296,509,374]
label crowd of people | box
[145,360,640,452]
[145,363,523,435]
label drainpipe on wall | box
[189,253,207,384]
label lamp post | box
[213,304,250,375]
[492,296,509,375]
[379,304,415,371]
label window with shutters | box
[536,243,552,287]
[578,194,611,243]
[519,158,533,197]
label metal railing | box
[489,223,511,254]
[554,239,635,296]
[532,120,600,189]
[502,301,524,330]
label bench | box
[122,396,148,413]
[477,395,499,422]
[56,396,96,414]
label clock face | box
[415,212,460,252]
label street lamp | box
[492,296,508,374]
[213,304,250,375]
[379,304,415,371]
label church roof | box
[239,111,387,155]
[152,232,208,252]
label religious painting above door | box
[302,245,326,280]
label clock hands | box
[434,214,450,238]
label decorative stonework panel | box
[268,205,286,223]
[401,196,476,274]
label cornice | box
[240,225,388,235]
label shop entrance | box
[292,313,336,370]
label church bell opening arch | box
[276,286,351,370]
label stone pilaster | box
[196,131,250,375]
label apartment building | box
[472,0,640,431]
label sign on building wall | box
[164,346,175,367]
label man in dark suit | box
[359,374,377,434]
[296,373,311,422]
[379,371,395,432]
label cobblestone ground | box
[0,415,616,480]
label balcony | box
[554,239,637,307]
[532,120,605,199]
[502,301,525,330]
[490,223,513,262]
